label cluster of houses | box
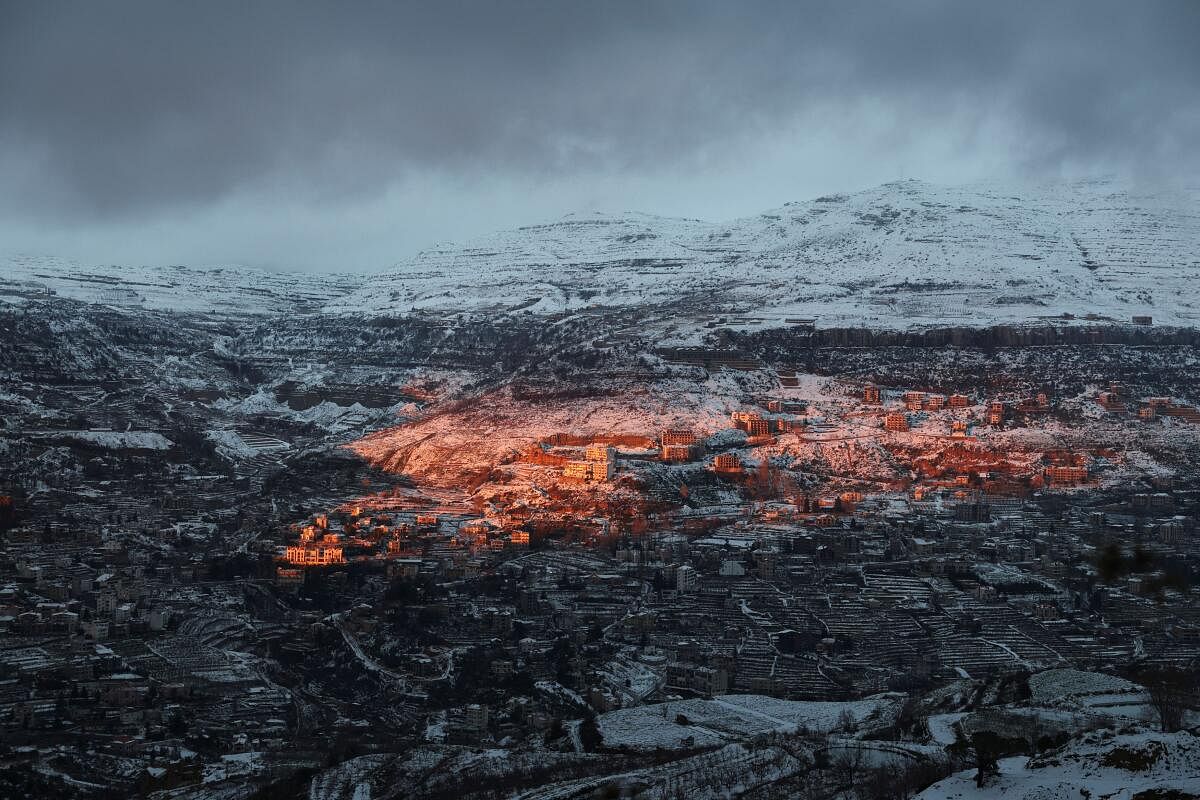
[277,506,549,581]
[864,385,973,410]
[283,514,347,566]
[1098,386,1200,424]
[867,383,1060,434]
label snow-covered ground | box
[8,178,1199,331]
[346,375,752,487]
[66,430,173,450]
[597,693,900,750]
[1028,669,1157,724]
[328,178,1200,330]
[0,254,362,315]
[916,731,1200,799]
[1029,669,1142,705]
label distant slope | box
[329,178,1200,329]
[0,254,362,316]
[6,178,1198,329]
[916,731,1200,799]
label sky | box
[1,1,1198,273]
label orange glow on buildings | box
[285,533,346,566]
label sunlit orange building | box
[285,533,345,566]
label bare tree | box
[832,745,866,789]
[1140,666,1191,733]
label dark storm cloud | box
[0,1,1197,266]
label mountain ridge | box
[5,178,1198,330]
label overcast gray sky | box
[1,1,1198,273]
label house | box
[275,567,304,587]
[661,443,695,461]
[712,453,742,472]
[987,401,1005,426]
[731,411,772,436]
[387,558,422,578]
[676,565,697,591]
[661,429,699,446]
[585,444,615,462]
[562,458,613,483]
[1132,315,1153,325]
[749,418,773,436]
[463,705,492,734]
[1045,465,1088,484]
[285,534,345,566]
[719,560,746,577]
[562,461,592,481]
[948,393,971,408]
[665,663,729,697]
[766,399,807,414]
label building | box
[1045,465,1088,484]
[1132,315,1153,325]
[285,534,346,566]
[275,567,304,587]
[884,412,909,432]
[731,411,773,436]
[719,560,746,577]
[924,394,945,411]
[584,444,615,463]
[564,444,616,482]
[948,393,971,408]
[987,401,1005,426]
[766,399,807,414]
[665,663,729,697]
[661,444,696,462]
[562,459,613,483]
[463,703,489,732]
[387,558,422,578]
[562,461,591,481]
[745,418,772,436]
[676,564,697,592]
[661,429,699,446]
[904,392,926,411]
[713,453,742,472]
[863,384,881,404]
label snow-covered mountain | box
[328,178,1200,329]
[0,254,363,316]
[6,178,1198,329]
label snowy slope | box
[916,731,1200,799]
[6,179,1197,328]
[329,178,1200,328]
[0,254,362,315]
